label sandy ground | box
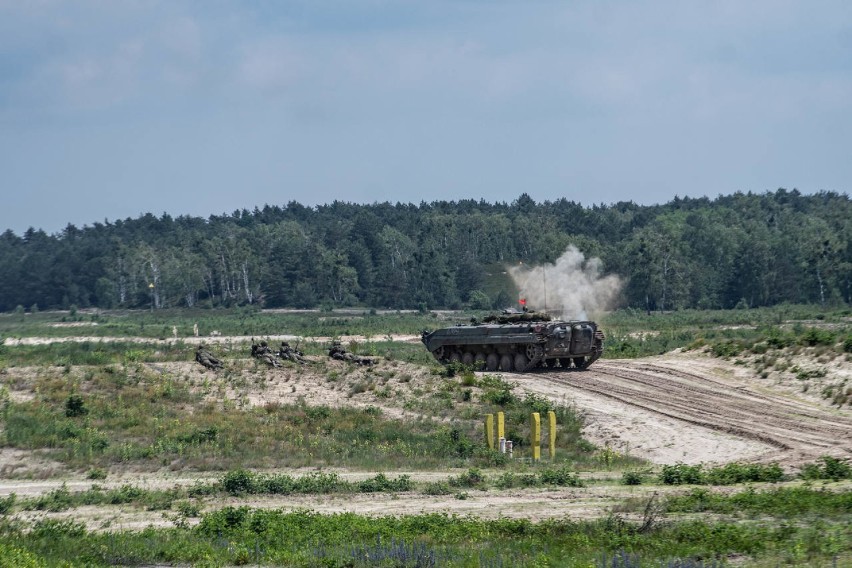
[1,341,851,530]
[5,482,676,531]
[3,334,422,347]
[511,351,852,467]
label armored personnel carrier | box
[421,310,604,372]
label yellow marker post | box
[530,412,541,461]
[496,411,505,449]
[485,414,494,450]
[548,410,557,459]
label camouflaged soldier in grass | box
[195,344,223,370]
[278,341,308,364]
[328,340,375,366]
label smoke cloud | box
[507,246,622,320]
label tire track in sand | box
[509,357,852,465]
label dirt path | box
[7,483,663,531]
[510,354,852,467]
[2,334,422,346]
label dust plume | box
[507,246,622,320]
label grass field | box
[0,305,850,566]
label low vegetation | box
[0,499,849,567]
[658,462,786,486]
[0,307,850,567]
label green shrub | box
[175,500,202,518]
[711,341,743,358]
[539,465,584,487]
[290,472,343,494]
[106,485,146,505]
[357,473,413,493]
[222,469,256,495]
[64,394,88,417]
[30,518,86,539]
[31,485,74,512]
[621,471,643,486]
[483,384,515,406]
[422,482,452,495]
[800,456,852,481]
[521,393,553,414]
[449,468,486,488]
[659,463,705,485]
[660,462,785,486]
[494,472,539,489]
[799,327,836,346]
[765,329,795,349]
[86,468,107,480]
[704,462,785,485]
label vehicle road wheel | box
[499,354,513,372]
[485,353,499,371]
[573,356,588,370]
[474,352,486,368]
[514,353,529,372]
[449,352,462,363]
[462,352,474,366]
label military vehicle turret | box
[421,310,604,372]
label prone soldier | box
[195,344,223,371]
[278,341,308,364]
[328,340,375,366]
[251,340,279,367]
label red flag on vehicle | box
[519,298,526,306]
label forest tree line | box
[0,189,849,313]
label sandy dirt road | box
[3,334,422,347]
[511,354,852,467]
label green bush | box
[621,471,643,486]
[64,394,88,417]
[422,481,452,495]
[799,327,836,346]
[449,468,486,488]
[765,330,795,349]
[86,468,107,480]
[222,469,255,495]
[711,341,743,358]
[660,462,785,486]
[483,384,515,406]
[221,470,414,496]
[357,473,413,493]
[659,463,705,485]
[800,456,852,481]
[704,462,785,485]
[30,485,74,512]
[520,393,553,414]
[494,472,539,489]
[539,465,584,487]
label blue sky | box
[1,1,850,235]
